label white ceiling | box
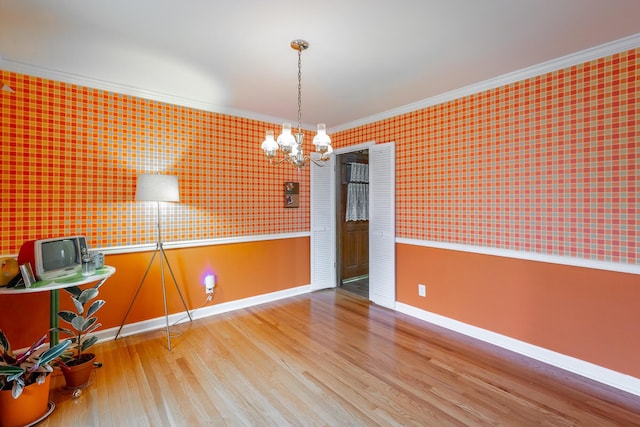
[1,0,639,130]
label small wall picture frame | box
[19,263,36,288]
[285,182,299,208]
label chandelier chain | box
[297,47,302,134]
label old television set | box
[18,236,88,281]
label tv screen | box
[41,239,79,271]
[17,236,88,281]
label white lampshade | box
[277,123,296,150]
[136,174,179,202]
[312,123,331,148]
[261,130,279,158]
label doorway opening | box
[336,149,369,299]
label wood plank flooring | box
[42,289,640,426]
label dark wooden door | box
[341,216,369,279]
[338,151,369,281]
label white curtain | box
[346,163,369,221]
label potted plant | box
[0,330,71,426]
[53,282,105,389]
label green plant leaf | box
[0,330,10,354]
[84,322,102,336]
[81,317,97,332]
[12,380,24,399]
[37,339,71,366]
[72,297,84,314]
[80,335,98,352]
[65,286,82,298]
[87,300,105,317]
[50,326,75,337]
[71,316,85,331]
[78,288,99,304]
[0,365,24,376]
[7,371,23,382]
[57,310,77,324]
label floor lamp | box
[115,173,192,350]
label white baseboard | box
[95,284,311,341]
[396,302,640,397]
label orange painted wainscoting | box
[396,243,640,379]
[0,237,310,349]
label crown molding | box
[1,34,638,133]
[0,58,294,127]
[330,33,640,133]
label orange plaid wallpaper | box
[334,48,638,265]
[0,71,310,254]
[2,47,637,265]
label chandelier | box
[261,39,333,168]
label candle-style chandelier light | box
[260,39,333,168]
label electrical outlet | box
[418,283,426,297]
[205,274,216,294]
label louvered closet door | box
[310,155,336,290]
[369,142,396,308]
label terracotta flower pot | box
[61,353,96,389]
[0,375,51,427]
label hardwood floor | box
[43,289,639,426]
